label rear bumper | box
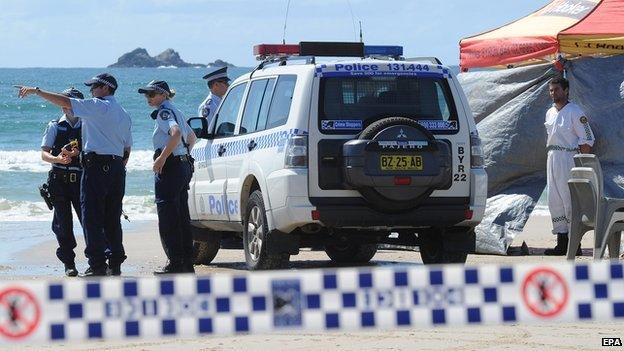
[316,198,470,228]
[457,168,487,226]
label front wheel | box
[243,190,289,270]
[325,243,377,264]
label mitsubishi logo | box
[397,129,407,139]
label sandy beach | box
[1,213,622,351]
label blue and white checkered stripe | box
[1,262,623,344]
[191,128,308,163]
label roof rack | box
[253,55,315,71]
[405,57,443,65]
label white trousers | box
[547,150,575,234]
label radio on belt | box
[253,42,404,60]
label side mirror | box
[187,117,211,139]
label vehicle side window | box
[264,75,296,130]
[240,79,269,135]
[255,78,276,132]
[213,83,247,138]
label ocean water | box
[0,66,550,268]
[0,67,252,222]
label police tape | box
[0,260,623,344]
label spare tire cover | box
[342,117,452,212]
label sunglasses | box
[144,91,160,98]
[89,83,104,92]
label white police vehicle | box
[187,42,487,270]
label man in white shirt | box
[544,76,595,255]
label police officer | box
[198,66,230,122]
[18,73,133,276]
[41,88,85,277]
[138,80,197,274]
[544,76,595,255]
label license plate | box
[380,155,423,171]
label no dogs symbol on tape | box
[521,268,569,318]
[0,287,41,339]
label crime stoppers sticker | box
[0,287,41,339]
[521,268,569,318]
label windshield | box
[319,76,458,134]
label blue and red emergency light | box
[253,42,403,60]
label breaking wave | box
[0,195,156,222]
[0,150,155,173]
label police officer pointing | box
[138,80,196,274]
[41,88,85,277]
[198,66,230,122]
[18,73,133,276]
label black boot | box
[545,233,582,256]
[108,262,122,276]
[84,265,108,277]
[182,260,195,274]
[545,234,568,256]
[154,260,184,275]
[64,263,78,277]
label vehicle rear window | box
[319,76,458,134]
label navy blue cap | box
[84,73,118,89]
[62,87,84,99]
[138,80,172,95]
[202,66,230,82]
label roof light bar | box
[364,45,403,57]
[253,44,300,58]
[253,42,403,60]
[299,41,364,57]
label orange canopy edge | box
[460,0,624,70]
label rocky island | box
[108,48,235,68]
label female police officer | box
[138,80,197,274]
[41,87,84,277]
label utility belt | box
[546,145,579,153]
[80,152,123,169]
[50,168,82,183]
[154,149,194,171]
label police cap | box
[62,87,84,99]
[202,66,230,83]
[138,80,173,96]
[84,73,118,90]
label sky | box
[1,0,551,68]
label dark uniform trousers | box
[81,156,126,269]
[155,157,193,263]
[49,169,82,265]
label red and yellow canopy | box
[460,0,624,70]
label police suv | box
[187,42,487,270]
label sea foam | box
[0,195,157,222]
[0,150,155,173]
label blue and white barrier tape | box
[0,261,623,344]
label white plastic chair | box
[569,154,624,259]
[567,167,598,260]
